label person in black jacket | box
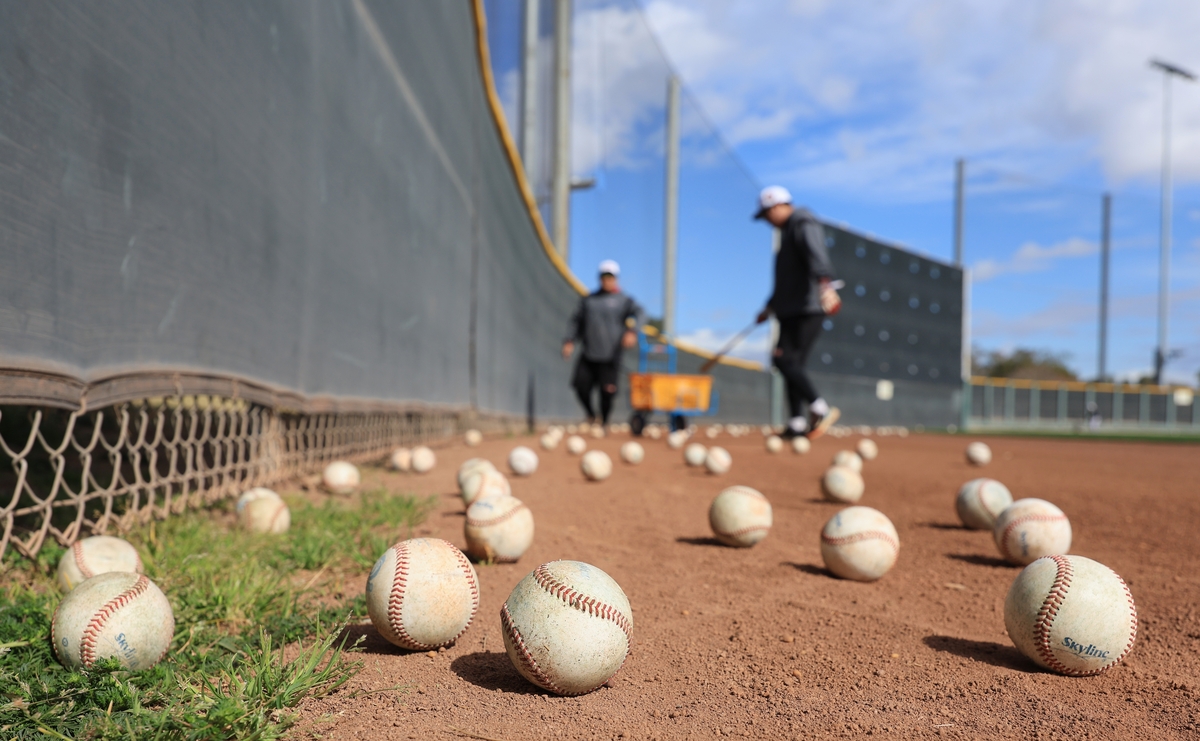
[753,186,841,440]
[563,260,645,425]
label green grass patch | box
[0,485,434,739]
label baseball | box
[765,435,784,453]
[566,424,578,434]
[820,506,900,582]
[709,486,772,547]
[581,450,613,481]
[683,442,707,467]
[666,430,688,449]
[704,446,732,475]
[389,447,412,472]
[458,458,495,487]
[236,488,290,534]
[56,535,143,593]
[955,478,1014,530]
[966,441,992,466]
[366,538,479,651]
[461,467,511,505]
[508,446,539,477]
[501,560,633,696]
[832,450,864,472]
[620,441,644,465]
[646,425,662,440]
[566,435,587,455]
[821,465,865,503]
[993,498,1072,565]
[411,446,437,473]
[791,436,811,454]
[590,425,605,439]
[1004,555,1137,676]
[856,438,879,461]
[465,429,483,447]
[322,461,360,494]
[540,433,559,451]
[52,572,174,670]
[705,426,720,439]
[464,494,534,563]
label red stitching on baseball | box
[447,541,480,645]
[80,575,150,668]
[998,513,1067,562]
[821,530,899,554]
[532,564,633,639]
[465,503,528,528]
[975,482,999,520]
[1114,567,1138,669]
[501,602,569,695]
[73,541,93,580]
[1033,555,1077,675]
[715,525,769,539]
[386,540,431,651]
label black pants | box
[773,314,823,418]
[572,357,620,424]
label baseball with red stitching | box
[322,460,360,494]
[540,432,560,450]
[856,438,878,461]
[966,441,992,466]
[389,447,413,472]
[992,498,1072,565]
[581,450,613,481]
[955,478,1013,530]
[366,538,479,651]
[764,434,784,453]
[52,571,174,670]
[508,446,539,477]
[464,429,483,447]
[709,486,772,547]
[683,442,707,467]
[820,506,900,581]
[461,467,511,506]
[236,487,290,534]
[791,436,811,455]
[501,560,633,696]
[704,446,732,475]
[56,535,144,593]
[821,465,865,503]
[565,434,588,455]
[464,494,534,563]
[1004,554,1137,676]
[832,450,864,472]
[410,446,437,474]
[619,441,644,464]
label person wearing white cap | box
[562,260,645,425]
[753,186,841,440]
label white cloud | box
[677,326,773,363]
[972,237,1097,281]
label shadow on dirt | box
[782,562,835,578]
[450,651,544,694]
[922,635,1035,672]
[925,522,969,530]
[675,536,727,548]
[337,623,407,656]
[946,553,1015,568]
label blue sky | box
[484,0,1200,384]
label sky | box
[483,0,1200,385]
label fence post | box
[1139,388,1150,425]
[1030,381,1040,423]
[1166,389,1177,427]
[983,379,994,422]
[1114,385,1124,427]
[1085,386,1096,424]
[1057,384,1068,425]
[1005,381,1015,422]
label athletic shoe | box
[806,407,841,440]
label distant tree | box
[972,348,1077,381]
[643,317,664,334]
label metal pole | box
[960,266,972,431]
[520,0,540,181]
[1098,192,1111,381]
[769,227,782,427]
[953,158,965,266]
[551,0,571,260]
[662,75,681,337]
[1155,71,1171,385]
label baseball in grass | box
[581,450,613,481]
[683,442,707,467]
[1004,555,1137,676]
[464,429,483,447]
[832,450,864,472]
[322,461,360,494]
[52,572,174,670]
[820,506,900,582]
[704,446,732,475]
[56,535,143,593]
[411,446,436,473]
[366,538,479,651]
[955,478,1014,530]
[461,467,511,505]
[565,435,588,455]
[765,435,785,453]
[236,487,290,534]
[464,494,534,563]
[508,446,539,477]
[994,498,1071,565]
[389,447,412,472]
[540,433,559,451]
[620,441,644,464]
[966,441,992,466]
[791,436,811,454]
[501,560,633,696]
[821,465,865,503]
[856,438,879,461]
[709,486,772,547]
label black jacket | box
[565,290,645,362]
[766,208,835,318]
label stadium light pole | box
[1150,59,1195,385]
[663,75,681,338]
[551,0,572,261]
[1098,193,1111,381]
[520,0,540,182]
[953,158,965,267]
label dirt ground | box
[292,429,1200,740]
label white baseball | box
[590,425,605,439]
[620,441,644,465]
[502,561,633,696]
[1004,555,1137,676]
[389,447,412,472]
[705,426,720,439]
[856,438,878,461]
[993,498,1071,565]
[821,465,865,503]
[581,450,613,481]
[966,441,992,466]
[540,433,559,451]
[461,467,511,505]
[704,446,732,475]
[566,424,578,434]
[56,535,143,593]
[791,436,811,454]
[709,486,772,547]
[683,443,707,467]
[646,426,662,440]
[566,435,587,455]
[765,435,784,453]
[464,429,483,447]
[458,458,495,489]
[508,446,539,476]
[464,495,534,563]
[955,478,1014,530]
[820,506,900,582]
[323,461,360,494]
[666,430,688,449]
[366,538,479,650]
[52,572,174,670]
[236,488,290,534]
[411,446,437,473]
[832,450,864,472]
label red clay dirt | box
[291,430,1200,740]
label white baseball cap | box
[753,185,792,219]
[598,259,620,276]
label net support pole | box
[551,0,572,261]
[953,158,965,266]
[662,75,681,337]
[520,0,540,181]
[1098,192,1111,381]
